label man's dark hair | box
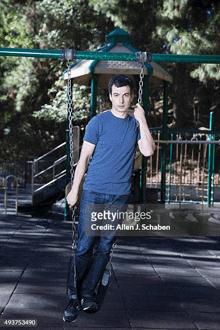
[108,74,134,95]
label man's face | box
[110,85,134,114]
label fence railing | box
[145,131,220,205]
[1,129,220,209]
[28,142,67,201]
[0,161,27,188]
[0,175,18,214]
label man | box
[63,74,155,322]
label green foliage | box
[191,64,220,82]
[33,78,91,123]
[89,0,161,51]
[156,0,220,81]
[0,1,34,48]
[154,0,220,129]
[1,0,220,161]
[2,58,38,112]
[33,0,114,50]
[0,0,113,160]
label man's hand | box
[66,191,78,209]
[133,103,147,124]
[65,140,95,210]
[133,103,155,157]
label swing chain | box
[136,51,152,105]
[138,62,145,105]
[67,60,75,185]
[66,60,78,254]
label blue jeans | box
[68,190,129,299]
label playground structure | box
[1,28,220,215]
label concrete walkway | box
[0,212,220,329]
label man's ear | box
[109,93,112,102]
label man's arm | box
[134,103,155,157]
[66,140,95,208]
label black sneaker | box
[63,299,78,322]
[81,297,99,313]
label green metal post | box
[211,132,216,206]
[140,75,149,203]
[167,134,173,203]
[90,75,99,118]
[161,81,169,203]
[207,112,214,207]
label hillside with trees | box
[0,0,220,161]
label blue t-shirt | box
[83,110,141,195]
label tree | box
[0,0,114,161]
[89,0,163,52]
[156,0,220,128]
[1,0,220,162]
[88,0,220,129]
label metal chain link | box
[66,60,78,253]
[138,62,145,105]
[67,60,75,185]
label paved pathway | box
[0,212,220,329]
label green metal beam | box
[151,54,220,64]
[0,47,62,59]
[1,47,220,64]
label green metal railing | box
[207,112,215,206]
[149,117,219,206]
[1,47,220,64]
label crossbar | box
[1,47,220,64]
